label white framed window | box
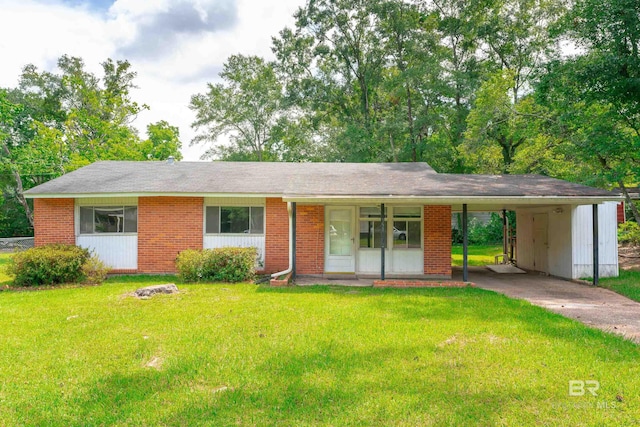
[358,206,422,249]
[205,206,264,234]
[79,206,138,234]
[358,206,387,249]
[392,207,422,249]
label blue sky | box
[63,0,115,11]
[0,0,305,160]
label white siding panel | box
[77,235,137,270]
[356,249,421,274]
[357,249,389,274]
[204,235,266,265]
[572,203,619,279]
[391,249,423,273]
[547,207,572,279]
[516,210,534,270]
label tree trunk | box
[406,85,416,162]
[389,133,398,162]
[1,143,34,227]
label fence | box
[0,237,34,251]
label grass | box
[451,244,504,266]
[0,252,13,285]
[1,274,639,425]
[600,270,640,302]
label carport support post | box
[381,203,386,281]
[463,204,469,282]
[502,209,508,262]
[593,204,599,286]
[292,202,297,282]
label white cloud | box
[0,0,306,161]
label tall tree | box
[537,0,640,221]
[1,56,181,232]
[139,121,183,161]
[273,0,387,161]
[190,55,283,161]
[432,0,487,172]
[462,70,548,173]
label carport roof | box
[24,160,620,204]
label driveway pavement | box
[458,267,640,344]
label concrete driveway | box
[457,267,640,344]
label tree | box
[0,56,180,233]
[190,55,284,161]
[273,0,388,161]
[536,0,640,221]
[462,70,549,173]
[432,0,488,172]
[140,121,183,161]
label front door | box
[325,207,355,273]
[533,213,549,274]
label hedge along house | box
[24,160,621,283]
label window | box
[359,206,387,249]
[393,207,421,248]
[205,206,264,234]
[79,206,137,234]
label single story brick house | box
[24,160,621,281]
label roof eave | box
[24,192,284,199]
[281,195,623,205]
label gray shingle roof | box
[24,160,618,199]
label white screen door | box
[325,207,355,273]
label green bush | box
[176,247,257,283]
[82,254,110,284]
[8,244,90,286]
[452,212,515,245]
[618,221,640,246]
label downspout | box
[271,202,296,280]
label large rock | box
[134,284,179,298]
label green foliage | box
[190,55,284,161]
[0,56,184,237]
[618,221,640,246]
[139,120,183,161]
[452,212,512,245]
[176,247,257,283]
[82,254,110,285]
[8,244,90,286]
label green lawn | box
[600,270,640,303]
[1,274,638,425]
[0,252,13,285]
[451,244,504,266]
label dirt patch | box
[619,245,640,271]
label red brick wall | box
[264,198,289,274]
[424,205,452,277]
[33,198,75,246]
[617,202,625,224]
[138,197,203,274]
[296,205,324,274]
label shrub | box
[82,254,110,284]
[176,247,257,283]
[8,244,90,286]
[452,212,515,245]
[618,221,640,246]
